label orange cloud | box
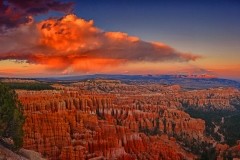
[0,14,201,73]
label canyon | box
[1,78,240,159]
[13,80,239,159]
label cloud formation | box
[0,14,201,72]
[0,0,74,32]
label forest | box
[186,108,240,146]
[3,82,54,90]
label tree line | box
[3,82,54,90]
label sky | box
[0,0,240,80]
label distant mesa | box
[173,74,217,79]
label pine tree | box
[0,82,25,150]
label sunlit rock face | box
[16,89,195,159]
[16,82,240,160]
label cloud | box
[0,14,201,72]
[0,0,74,32]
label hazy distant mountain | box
[34,74,240,90]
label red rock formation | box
[180,88,238,111]
[16,82,240,160]
[215,141,240,160]
[17,88,202,160]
